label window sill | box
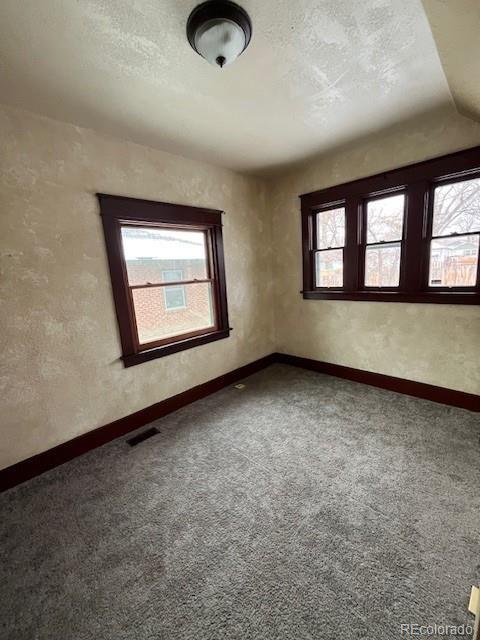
[302,291,480,305]
[122,328,230,367]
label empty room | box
[1,1,479,638]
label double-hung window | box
[363,193,405,289]
[315,206,345,288]
[98,194,230,367]
[301,146,480,304]
[427,177,480,288]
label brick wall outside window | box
[127,258,213,343]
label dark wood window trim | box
[98,194,230,367]
[300,146,480,304]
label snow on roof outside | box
[121,227,205,260]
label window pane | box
[132,282,214,345]
[162,269,183,282]
[428,235,479,287]
[121,226,208,286]
[164,286,186,310]
[365,243,401,287]
[315,249,343,287]
[432,178,480,237]
[316,207,345,249]
[366,194,405,243]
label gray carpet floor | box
[1,364,479,639]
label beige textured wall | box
[0,105,274,470]
[2,103,480,471]
[269,107,480,395]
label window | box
[162,270,187,310]
[363,194,405,288]
[98,194,230,366]
[315,206,345,288]
[301,146,480,304]
[427,177,480,288]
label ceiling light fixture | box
[187,1,252,69]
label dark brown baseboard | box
[0,354,275,492]
[274,353,480,412]
[2,351,478,492]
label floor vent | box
[127,427,159,447]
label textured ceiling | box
[0,0,455,173]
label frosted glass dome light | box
[187,1,252,69]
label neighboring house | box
[126,257,213,344]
